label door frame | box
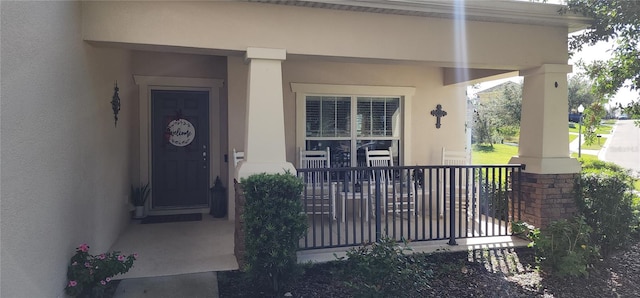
[134,76,224,215]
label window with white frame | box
[303,95,402,168]
[293,83,415,168]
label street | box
[604,120,640,176]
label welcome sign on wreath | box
[166,118,195,147]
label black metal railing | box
[297,164,525,250]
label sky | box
[470,40,638,107]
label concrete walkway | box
[109,217,235,298]
[113,271,218,298]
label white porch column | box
[509,64,581,174]
[236,47,296,179]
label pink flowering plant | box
[65,243,137,297]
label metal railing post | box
[448,168,457,245]
[375,171,382,242]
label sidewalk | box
[569,131,612,160]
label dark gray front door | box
[151,90,209,208]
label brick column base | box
[233,179,246,269]
[516,172,579,228]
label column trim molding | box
[519,64,572,76]
[245,47,286,61]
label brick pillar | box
[233,179,246,268]
[514,172,579,228]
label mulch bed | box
[218,238,640,297]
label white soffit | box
[248,0,591,32]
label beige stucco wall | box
[82,1,568,70]
[1,2,135,297]
[132,51,227,79]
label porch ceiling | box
[249,0,591,33]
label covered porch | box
[85,0,586,279]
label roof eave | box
[250,0,591,32]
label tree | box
[471,82,523,145]
[484,82,522,142]
[568,74,599,112]
[582,102,606,145]
[472,108,494,147]
[562,1,640,115]
[494,83,522,127]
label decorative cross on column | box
[430,104,447,129]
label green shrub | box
[65,244,136,298]
[580,159,634,180]
[577,161,635,256]
[241,172,308,295]
[511,220,536,241]
[497,125,520,142]
[339,236,432,297]
[479,181,509,221]
[529,216,597,277]
[632,195,640,235]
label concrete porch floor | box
[109,214,238,280]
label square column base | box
[514,172,579,228]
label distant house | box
[475,81,523,105]
[1,1,590,296]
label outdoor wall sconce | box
[111,81,121,127]
[430,104,447,129]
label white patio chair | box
[365,147,415,218]
[441,147,468,166]
[233,148,244,167]
[440,147,471,218]
[299,147,336,220]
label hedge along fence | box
[240,172,308,295]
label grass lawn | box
[569,124,613,135]
[569,134,577,143]
[472,144,602,165]
[570,152,599,162]
[582,137,607,150]
[569,134,607,150]
[471,144,518,165]
[596,125,614,134]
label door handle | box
[202,144,207,160]
[203,144,208,168]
